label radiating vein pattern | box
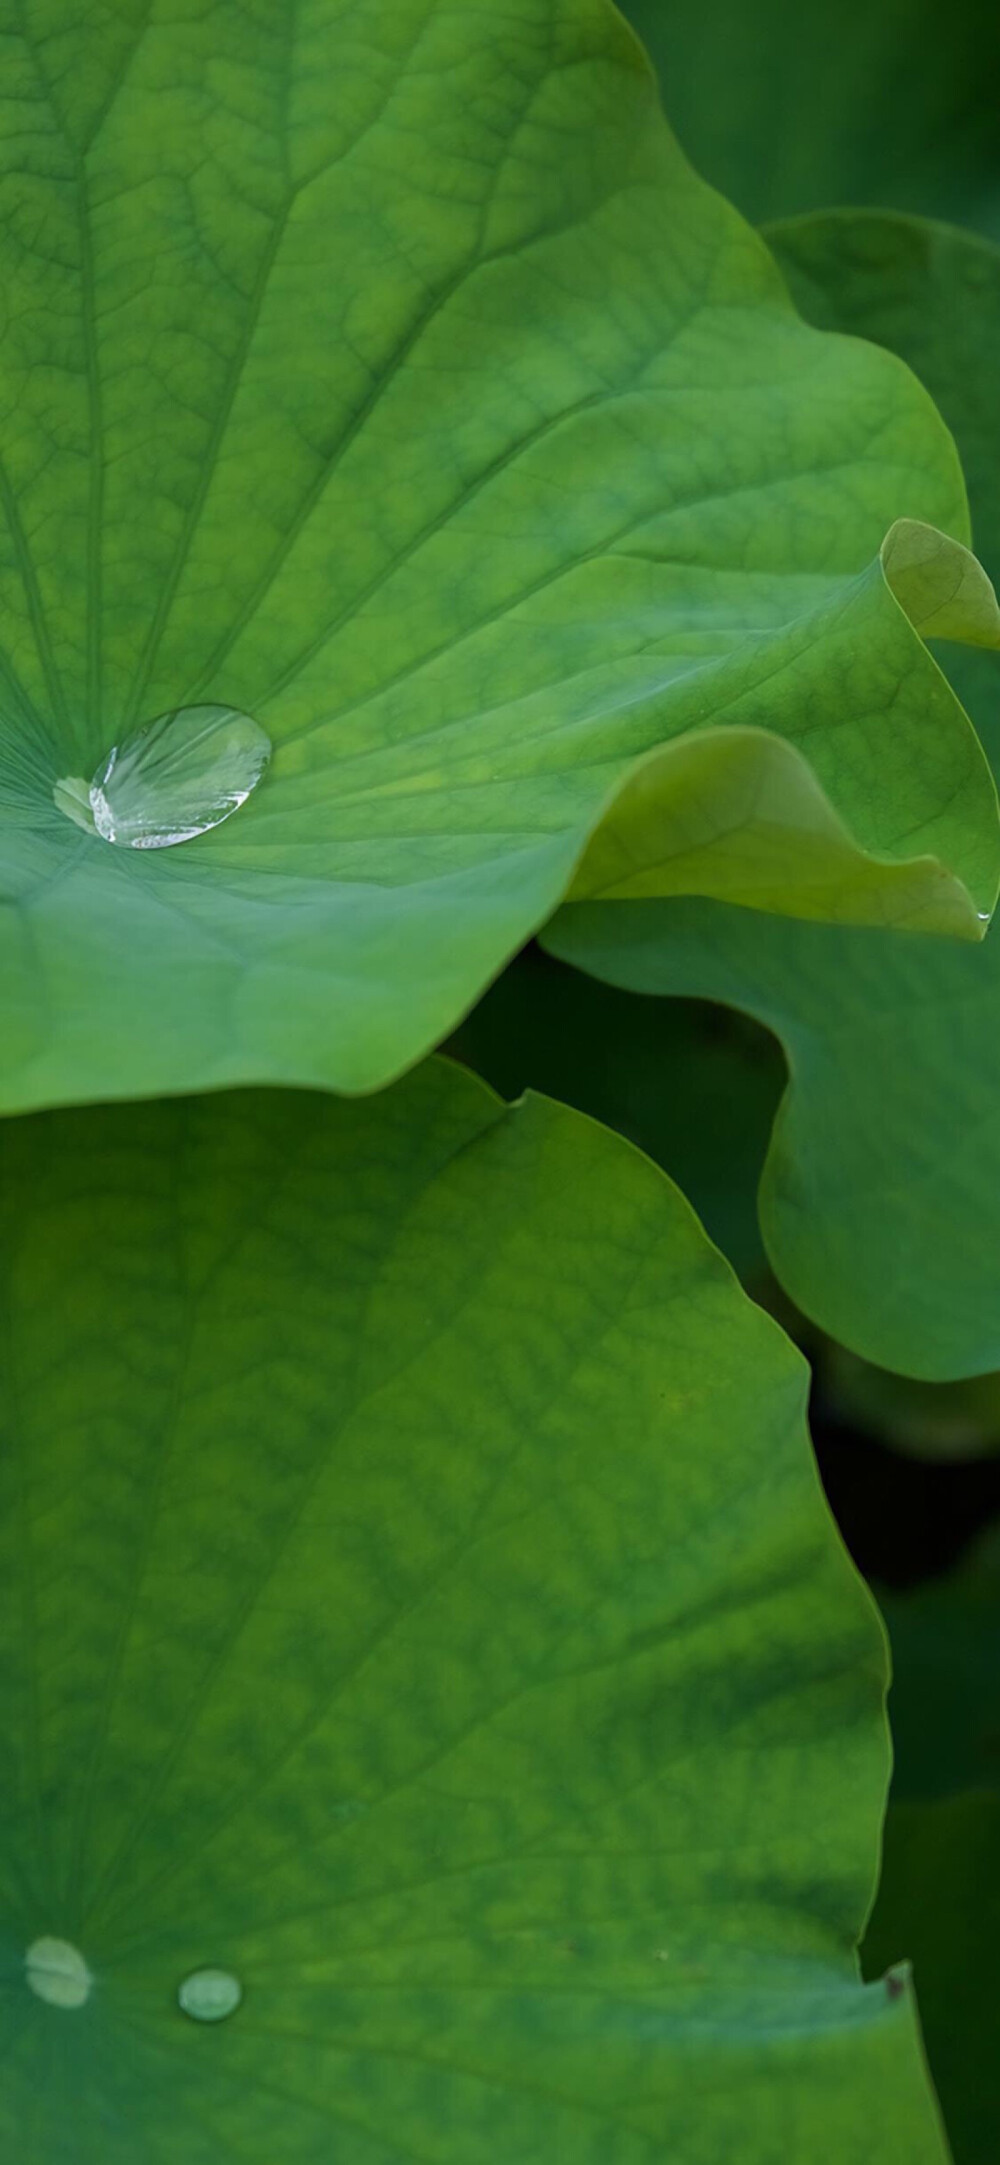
[0,1063,946,2160]
[0,0,995,1109]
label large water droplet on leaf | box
[55,704,270,849]
[178,1967,243,2023]
[25,1937,93,2010]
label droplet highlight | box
[178,1967,243,2023]
[25,1936,93,2010]
[55,703,271,850]
[52,774,97,834]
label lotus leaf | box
[0,1,997,1111]
[0,1059,946,2160]
[548,215,1000,1377]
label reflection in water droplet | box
[178,1967,243,2023]
[25,1936,93,2010]
[54,704,271,850]
[52,774,97,834]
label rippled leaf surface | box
[0,1060,946,2160]
[0,0,997,1111]
[549,215,1000,1379]
[770,212,1000,762]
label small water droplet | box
[178,1967,243,2023]
[55,704,270,850]
[25,1936,93,2010]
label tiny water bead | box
[25,1937,93,2010]
[178,1967,243,2023]
[54,703,271,850]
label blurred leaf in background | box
[816,1347,1000,1465]
[864,1525,1000,2164]
[878,1526,1000,1796]
[620,0,1000,233]
[450,942,783,1284]
[864,1795,1000,2165]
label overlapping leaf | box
[549,214,1000,1378]
[0,0,997,1111]
[450,940,783,1281]
[770,212,1000,759]
[0,1060,946,2158]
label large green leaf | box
[548,216,1000,1380]
[547,891,1000,1377]
[620,0,1000,232]
[1,0,998,1114]
[0,1059,945,2159]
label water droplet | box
[55,704,270,850]
[25,1936,93,2010]
[52,774,97,835]
[178,1967,243,2023]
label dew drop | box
[178,1966,243,2023]
[25,1936,93,2010]
[55,703,271,850]
[52,774,97,835]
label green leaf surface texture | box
[0,1,997,1112]
[548,215,1000,1380]
[619,0,1000,233]
[0,1059,947,2160]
